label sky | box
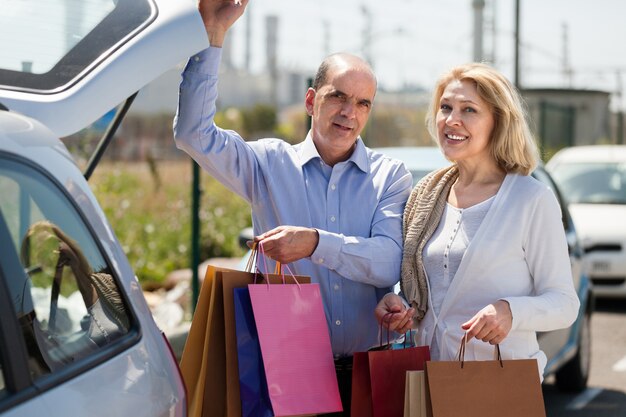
[227,0,626,110]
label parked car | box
[375,146,593,392]
[547,145,626,298]
[0,0,208,415]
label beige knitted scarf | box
[401,164,459,321]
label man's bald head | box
[312,53,377,92]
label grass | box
[89,160,250,287]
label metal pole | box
[191,162,201,312]
[514,0,521,88]
[472,0,485,62]
[84,92,138,181]
[619,111,625,145]
[617,70,625,144]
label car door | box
[0,150,184,416]
[532,167,585,366]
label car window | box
[531,168,570,231]
[0,0,155,92]
[550,162,626,204]
[0,0,115,74]
[0,157,130,380]
[409,169,433,185]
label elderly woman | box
[375,63,580,375]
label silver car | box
[0,0,207,415]
[547,145,626,298]
[375,146,593,392]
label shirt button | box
[330,216,336,222]
[334,284,340,290]
[193,56,200,62]
[331,184,336,190]
[335,320,341,326]
[444,264,447,268]
[318,258,324,264]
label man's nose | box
[340,101,356,118]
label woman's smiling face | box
[436,79,495,165]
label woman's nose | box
[446,110,461,125]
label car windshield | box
[550,162,626,204]
[409,169,434,185]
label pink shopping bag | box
[248,279,342,416]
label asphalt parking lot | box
[544,298,626,416]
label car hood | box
[568,204,626,243]
[0,0,207,138]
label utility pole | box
[244,3,252,72]
[323,20,330,57]
[266,15,279,107]
[513,0,521,88]
[617,71,624,144]
[361,4,373,67]
[562,23,573,87]
[490,0,497,65]
[472,0,485,62]
[481,0,497,65]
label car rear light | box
[161,331,187,416]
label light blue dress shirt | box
[174,47,412,355]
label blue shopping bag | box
[233,287,274,417]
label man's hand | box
[198,0,248,47]
[374,293,415,334]
[461,300,513,345]
[252,226,319,264]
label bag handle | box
[244,242,258,273]
[457,332,503,368]
[255,242,301,289]
[379,312,414,349]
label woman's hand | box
[374,293,415,334]
[462,300,513,345]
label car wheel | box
[555,310,591,392]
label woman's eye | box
[440,104,451,111]
[464,107,476,113]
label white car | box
[547,145,626,298]
[376,146,593,392]
[0,0,207,415]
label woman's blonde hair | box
[426,63,539,175]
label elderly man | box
[173,1,411,413]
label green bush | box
[90,161,250,286]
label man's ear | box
[304,88,316,116]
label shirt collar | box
[298,131,370,173]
